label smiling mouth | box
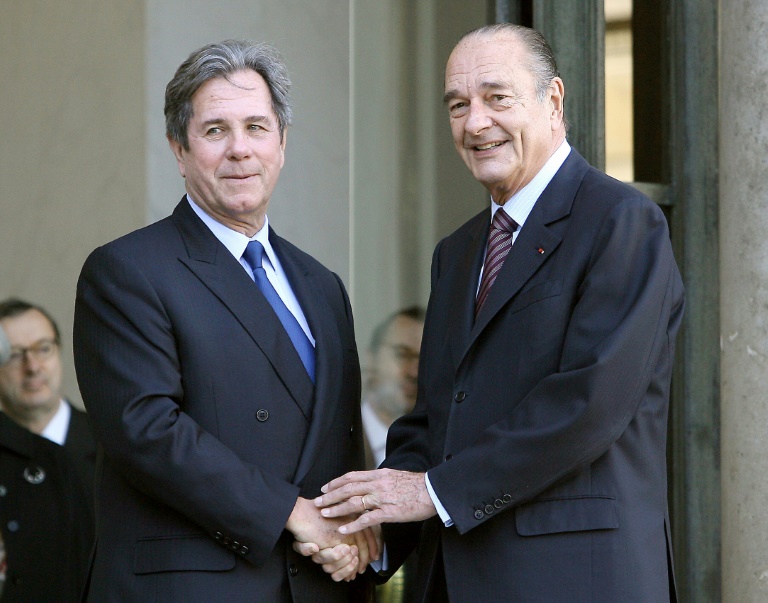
[473,141,505,151]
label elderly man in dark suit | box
[74,40,375,602]
[0,298,96,602]
[307,24,683,602]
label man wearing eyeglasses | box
[0,299,95,461]
[0,297,95,601]
[360,306,424,603]
[362,306,425,471]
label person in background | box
[73,39,375,602]
[361,306,425,470]
[0,298,96,602]
[307,23,683,602]
[361,306,424,603]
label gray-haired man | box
[74,40,375,602]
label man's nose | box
[21,352,43,372]
[465,103,493,136]
[227,130,252,159]
[404,356,419,377]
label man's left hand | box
[313,469,437,535]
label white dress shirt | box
[361,400,388,468]
[187,196,315,345]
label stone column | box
[720,4,768,601]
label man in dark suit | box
[0,298,96,601]
[73,40,375,602]
[309,24,683,602]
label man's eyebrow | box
[443,89,460,104]
[200,115,271,127]
[443,80,514,104]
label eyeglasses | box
[6,340,58,366]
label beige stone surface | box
[720,2,768,600]
[0,0,146,406]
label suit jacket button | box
[484,504,494,515]
[223,536,232,545]
[7,520,19,532]
[256,409,269,422]
[0,485,7,496]
[494,499,503,509]
[444,454,452,461]
[240,545,249,555]
[502,494,512,503]
[23,465,45,484]
[454,391,466,403]
[289,563,299,577]
[214,531,223,541]
[474,510,484,520]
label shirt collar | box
[361,400,389,467]
[491,140,571,225]
[186,196,278,269]
[41,398,70,446]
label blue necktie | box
[242,241,315,383]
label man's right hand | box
[285,497,379,581]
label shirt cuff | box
[370,545,389,573]
[425,472,453,527]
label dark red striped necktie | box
[475,209,518,317]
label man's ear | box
[548,77,565,130]
[279,128,288,169]
[168,136,186,178]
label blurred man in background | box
[362,307,425,469]
[0,298,95,602]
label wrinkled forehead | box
[445,34,528,90]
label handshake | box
[285,469,437,582]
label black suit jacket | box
[0,412,94,603]
[382,149,684,602]
[73,199,365,602]
[64,405,97,506]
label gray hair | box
[459,24,561,103]
[165,39,293,149]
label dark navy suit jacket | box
[74,199,364,602]
[382,149,683,602]
[0,409,95,603]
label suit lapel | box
[63,406,92,456]
[457,150,590,366]
[172,201,315,418]
[445,212,488,371]
[270,232,345,484]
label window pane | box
[605,0,633,181]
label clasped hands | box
[290,469,437,581]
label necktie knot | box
[491,209,518,234]
[243,240,265,271]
